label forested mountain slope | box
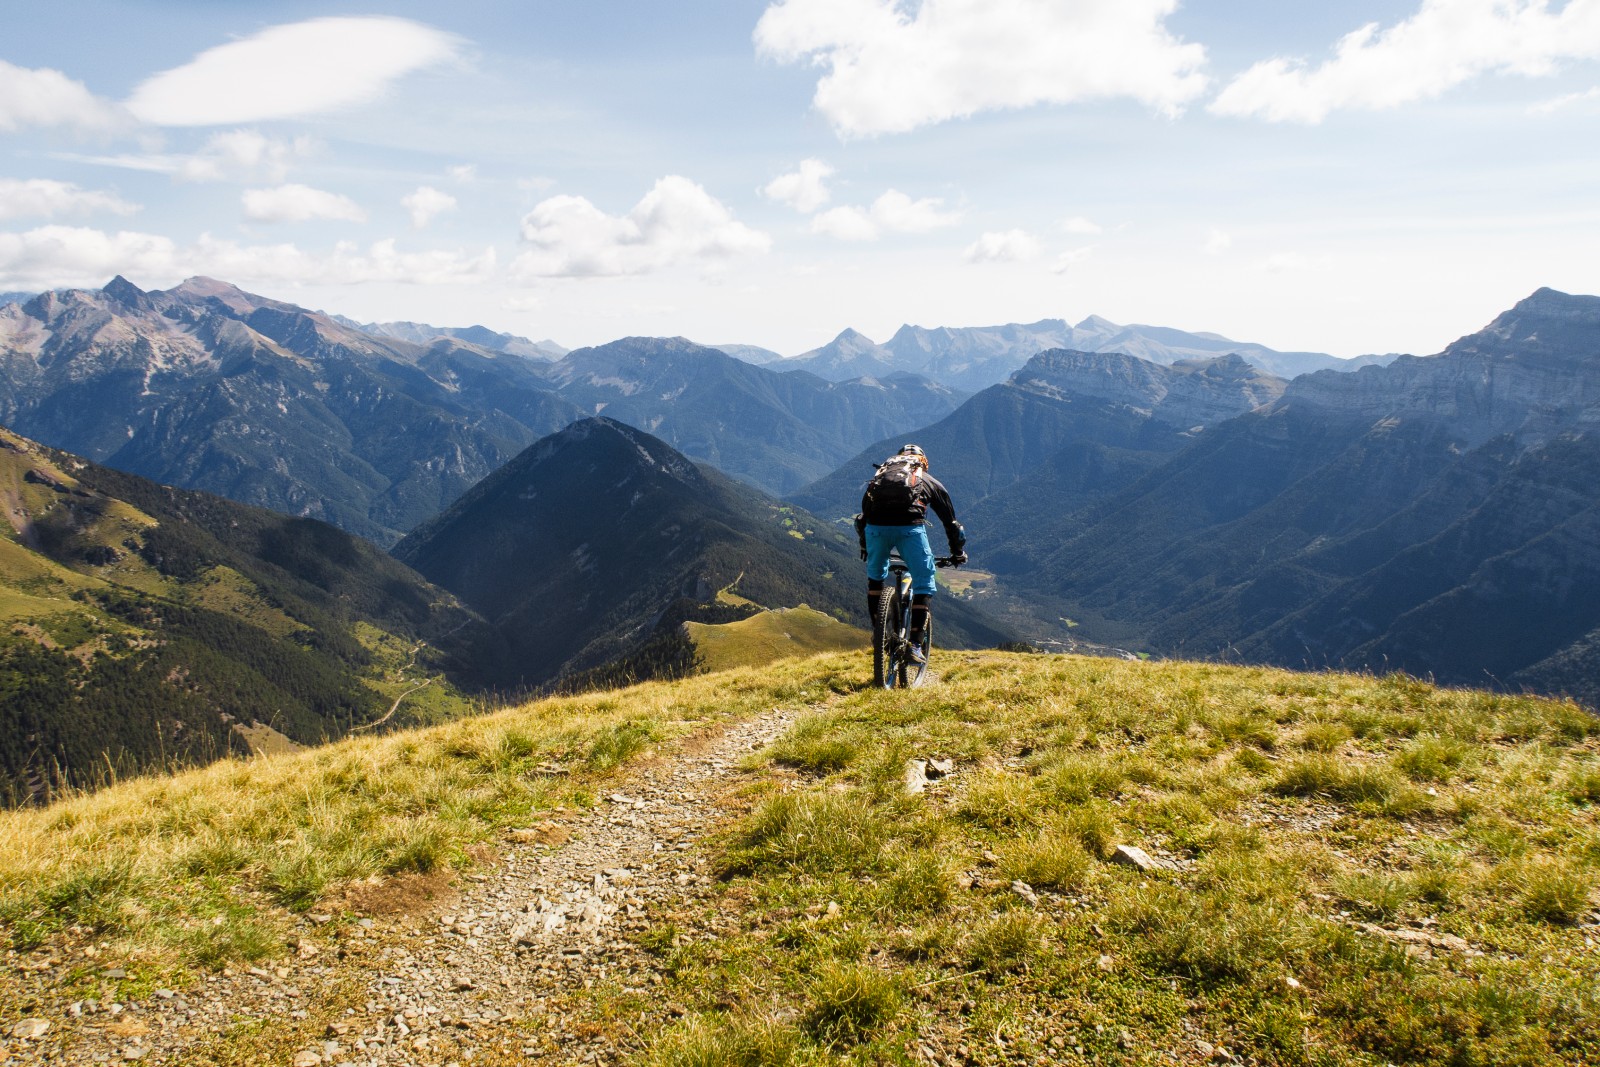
[395,418,1010,689]
[0,426,490,803]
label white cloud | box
[1529,84,1600,112]
[448,164,479,183]
[762,158,835,212]
[870,190,961,232]
[1060,215,1103,235]
[514,176,771,278]
[242,184,367,224]
[0,180,139,222]
[810,206,878,240]
[183,130,317,182]
[61,130,316,183]
[403,186,457,228]
[1052,246,1095,274]
[962,229,1042,263]
[0,225,494,290]
[1212,0,1600,123]
[126,16,461,126]
[809,189,962,240]
[1204,228,1232,255]
[0,60,125,133]
[754,0,1208,137]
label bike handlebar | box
[889,555,958,570]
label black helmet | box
[897,443,928,467]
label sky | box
[2,1,1598,358]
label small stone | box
[12,1018,50,1040]
[825,901,841,917]
[103,967,128,979]
[1283,975,1302,990]
[904,759,929,794]
[1109,844,1171,871]
[453,977,475,991]
[292,1052,322,1067]
[926,758,955,778]
[122,1047,150,1062]
[1010,881,1039,906]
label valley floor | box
[3,651,1598,1066]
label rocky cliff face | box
[1012,349,1286,427]
[1284,288,1600,445]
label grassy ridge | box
[2,651,1597,1065]
[686,606,867,674]
[0,660,854,976]
[649,654,1600,1066]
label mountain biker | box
[855,444,967,663]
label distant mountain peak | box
[102,275,147,308]
[1504,286,1600,324]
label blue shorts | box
[864,523,937,597]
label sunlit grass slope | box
[649,654,1600,1067]
[3,650,1597,1066]
[0,660,856,974]
[686,605,867,673]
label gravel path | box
[2,707,801,1066]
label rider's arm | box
[922,476,966,553]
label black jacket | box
[860,469,964,547]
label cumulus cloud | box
[0,180,139,222]
[762,158,835,212]
[448,164,479,183]
[1060,215,1103,235]
[1211,0,1600,123]
[809,189,961,240]
[0,225,494,290]
[754,0,1208,137]
[0,60,125,133]
[810,206,878,240]
[126,16,461,126]
[403,186,457,228]
[962,229,1043,263]
[514,176,770,278]
[242,184,367,224]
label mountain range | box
[0,277,583,545]
[778,317,1394,392]
[0,279,966,539]
[0,425,490,802]
[547,337,964,493]
[814,287,1600,706]
[333,314,568,360]
[791,348,1286,526]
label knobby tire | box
[873,589,899,688]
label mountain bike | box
[874,553,955,689]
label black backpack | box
[862,456,926,523]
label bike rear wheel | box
[872,588,900,688]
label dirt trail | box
[2,707,802,1066]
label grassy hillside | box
[3,652,1598,1065]
[686,605,867,673]
[0,427,486,802]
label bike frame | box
[873,552,953,689]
